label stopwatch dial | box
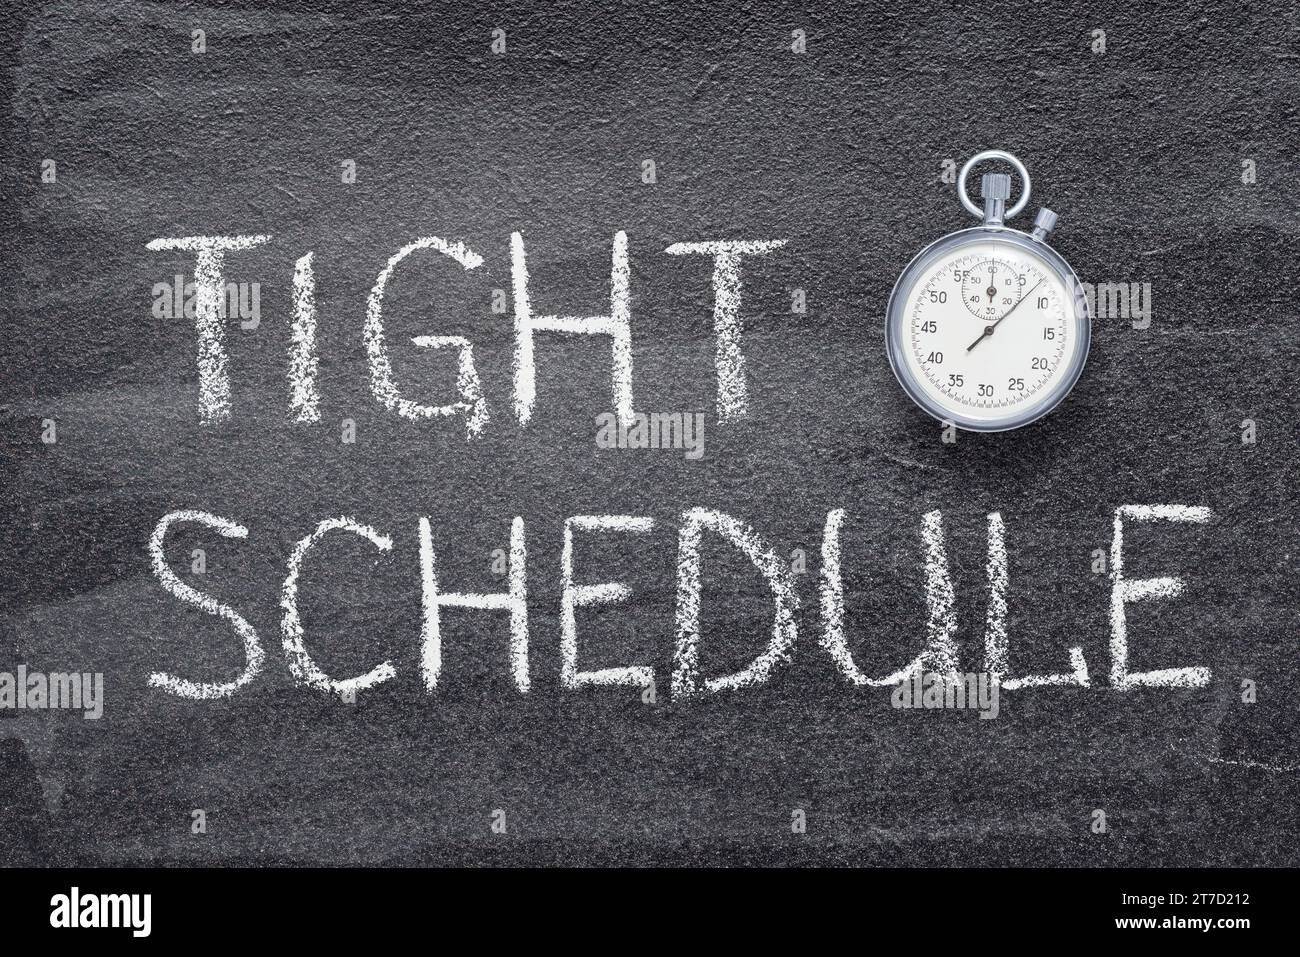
[960,258,1022,321]
[899,240,1081,426]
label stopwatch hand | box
[966,278,1045,352]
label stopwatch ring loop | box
[958,150,1031,220]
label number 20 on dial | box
[886,151,1091,432]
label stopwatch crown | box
[980,173,1012,225]
[981,172,1011,200]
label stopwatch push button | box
[1031,208,1058,243]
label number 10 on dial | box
[885,151,1091,431]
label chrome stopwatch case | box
[885,150,1091,432]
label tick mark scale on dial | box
[903,249,1065,412]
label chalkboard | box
[2,0,1298,867]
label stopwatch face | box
[885,228,1090,431]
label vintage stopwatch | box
[885,150,1090,431]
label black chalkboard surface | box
[2,0,1298,867]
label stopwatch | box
[885,150,1091,431]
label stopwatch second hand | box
[966,278,1045,352]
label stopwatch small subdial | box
[961,258,1022,322]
